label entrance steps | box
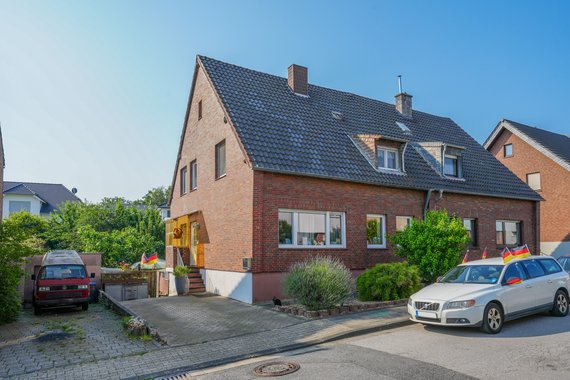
[188,268,206,293]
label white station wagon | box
[408,256,570,333]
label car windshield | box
[439,265,504,284]
[40,265,86,280]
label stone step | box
[188,287,206,293]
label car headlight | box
[444,300,476,310]
[78,285,88,289]
[38,286,50,292]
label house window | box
[215,140,226,179]
[278,210,346,248]
[9,200,31,215]
[496,220,521,246]
[526,172,541,191]
[190,160,197,190]
[463,218,478,247]
[367,214,386,248]
[198,100,203,120]
[377,147,400,170]
[444,155,459,177]
[180,166,188,195]
[504,144,513,157]
[396,216,412,232]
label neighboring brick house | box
[485,119,570,257]
[2,181,81,219]
[166,56,541,303]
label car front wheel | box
[551,290,569,317]
[482,302,503,334]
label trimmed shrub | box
[285,256,353,311]
[357,262,422,302]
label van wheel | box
[33,304,42,316]
[551,290,569,317]
[481,302,503,334]
[81,302,89,311]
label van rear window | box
[40,265,86,280]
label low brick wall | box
[274,299,408,319]
[99,290,136,317]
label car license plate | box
[416,310,437,319]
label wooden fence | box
[101,270,168,298]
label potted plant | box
[174,265,190,295]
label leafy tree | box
[0,217,43,323]
[136,186,171,206]
[389,210,469,283]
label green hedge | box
[357,262,422,302]
[285,256,353,311]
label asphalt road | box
[190,312,570,380]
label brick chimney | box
[288,64,308,96]
[395,92,413,119]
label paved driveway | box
[121,294,305,346]
[0,304,158,378]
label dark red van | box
[31,250,94,315]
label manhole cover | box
[253,361,300,377]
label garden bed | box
[273,299,408,319]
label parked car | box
[408,256,570,333]
[31,250,95,315]
[557,255,570,273]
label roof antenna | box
[397,75,403,93]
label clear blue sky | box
[1,1,568,202]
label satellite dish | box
[72,188,78,194]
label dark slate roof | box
[487,119,570,170]
[3,182,81,213]
[196,56,541,201]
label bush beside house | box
[357,262,422,301]
[390,210,470,283]
[285,256,353,311]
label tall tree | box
[137,186,171,206]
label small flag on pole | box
[510,244,531,260]
[502,247,513,264]
[144,253,158,265]
[481,247,487,260]
[462,252,469,264]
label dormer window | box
[377,147,400,170]
[444,154,460,177]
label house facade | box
[2,182,81,219]
[485,120,570,257]
[166,56,541,304]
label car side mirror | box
[31,274,36,281]
[90,273,95,278]
[506,277,522,286]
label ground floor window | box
[496,220,521,246]
[9,200,31,215]
[367,214,386,248]
[463,218,478,247]
[278,210,345,248]
[396,216,413,232]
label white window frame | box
[377,146,400,171]
[444,154,460,177]
[496,220,521,246]
[396,216,413,232]
[526,172,541,191]
[278,209,346,249]
[367,214,387,249]
[190,160,198,190]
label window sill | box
[278,245,346,250]
[190,187,198,193]
[215,174,227,181]
[367,245,387,249]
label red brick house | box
[166,56,541,303]
[485,119,570,257]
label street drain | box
[253,361,300,377]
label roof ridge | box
[4,180,67,186]
[199,55,453,121]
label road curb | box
[139,315,412,380]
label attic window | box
[396,122,411,133]
[444,154,460,177]
[377,146,400,170]
[331,111,344,120]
